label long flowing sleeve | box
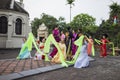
[64,44,67,59]
[66,35,84,64]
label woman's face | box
[72,30,75,33]
[78,29,80,32]
[55,27,58,30]
[61,31,63,34]
[89,36,92,38]
[102,36,105,39]
[23,38,26,43]
[65,32,69,36]
[42,38,45,43]
[78,33,82,37]
[61,39,64,43]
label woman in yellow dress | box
[51,38,66,63]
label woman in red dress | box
[100,34,109,57]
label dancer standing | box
[100,34,109,57]
[50,26,60,58]
[65,27,73,60]
[60,30,65,40]
[72,30,77,56]
[87,35,94,56]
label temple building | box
[0,0,31,48]
[37,23,48,41]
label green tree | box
[31,13,58,37]
[95,2,120,47]
[110,2,120,17]
[40,13,58,30]
[109,2,120,25]
[70,13,96,28]
[57,16,68,31]
[66,0,75,22]
[58,16,65,22]
[31,18,41,37]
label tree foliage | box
[70,13,96,28]
[66,0,75,5]
[57,16,68,31]
[96,2,120,47]
[66,0,75,22]
[31,18,41,37]
[109,2,120,25]
[109,2,120,17]
[31,13,58,37]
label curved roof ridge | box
[0,0,29,15]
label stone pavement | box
[0,58,56,75]
[0,49,70,80]
[0,58,95,80]
[0,58,66,80]
[17,55,120,80]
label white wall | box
[0,10,30,48]
[0,36,7,48]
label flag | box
[113,16,117,24]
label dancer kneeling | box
[51,38,66,63]
[74,32,90,68]
[34,51,45,60]
[34,38,45,60]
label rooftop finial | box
[20,0,23,3]
[10,0,15,9]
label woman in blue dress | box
[17,38,32,59]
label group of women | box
[18,25,110,69]
[48,26,110,68]
[47,26,95,68]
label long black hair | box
[75,28,83,40]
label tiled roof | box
[0,0,29,15]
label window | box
[0,16,8,34]
[15,18,22,35]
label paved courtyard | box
[0,49,63,80]
[0,49,120,80]
[18,55,120,80]
[0,58,55,75]
[0,49,36,60]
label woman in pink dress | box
[60,31,65,40]
[87,36,94,56]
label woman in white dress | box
[74,30,90,68]
[74,40,89,68]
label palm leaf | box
[67,0,75,4]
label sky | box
[16,0,120,25]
